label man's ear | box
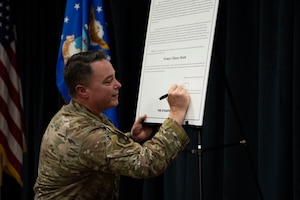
[75,84,88,98]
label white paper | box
[136,0,219,126]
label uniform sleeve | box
[105,118,190,178]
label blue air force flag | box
[56,0,119,127]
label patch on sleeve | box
[116,134,133,148]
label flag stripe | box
[0,49,24,146]
[6,42,17,72]
[0,63,23,124]
[0,119,22,167]
[0,95,23,150]
[0,44,23,110]
[0,0,26,186]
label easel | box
[177,0,265,198]
[186,127,249,200]
[184,52,264,200]
[184,125,203,200]
[186,116,263,200]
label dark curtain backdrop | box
[2,0,299,200]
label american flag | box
[0,0,26,186]
[56,0,119,127]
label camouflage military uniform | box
[34,101,190,200]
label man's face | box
[85,59,122,114]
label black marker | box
[159,94,168,100]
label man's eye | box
[104,78,113,84]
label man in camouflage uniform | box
[34,50,190,200]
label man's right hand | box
[166,84,190,125]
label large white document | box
[135,0,219,126]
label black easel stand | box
[187,0,264,197]
[184,125,203,200]
[212,20,263,197]
[184,61,264,200]
[218,66,264,200]
[195,127,203,200]
[185,124,262,200]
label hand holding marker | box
[159,83,189,100]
